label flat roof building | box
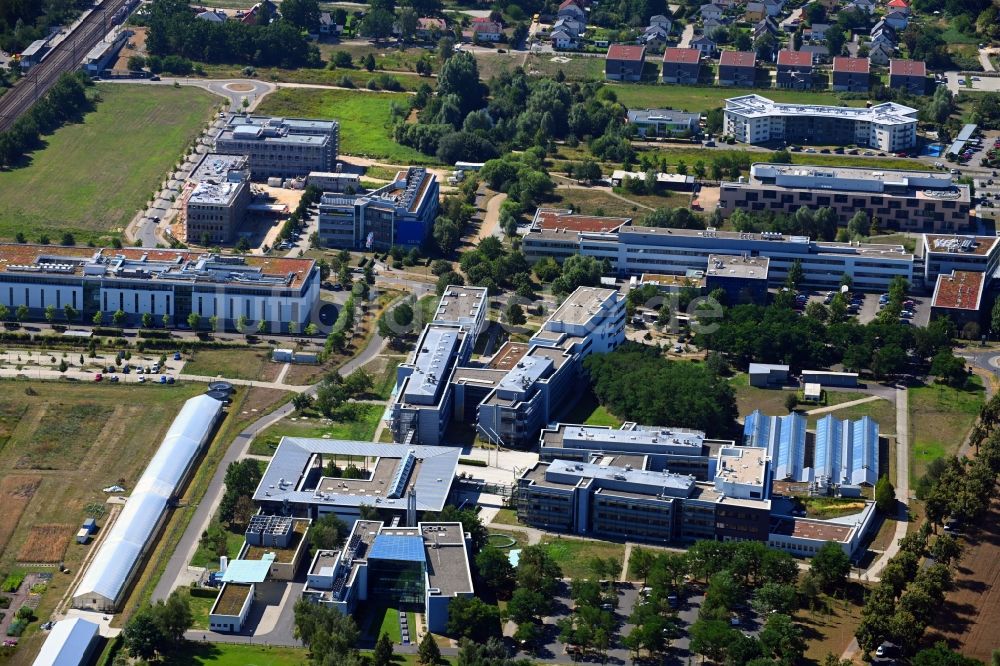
[719,162,972,233]
[301,520,473,634]
[318,167,440,250]
[626,109,701,137]
[532,208,631,233]
[185,154,252,244]
[522,220,920,292]
[921,234,1000,286]
[433,285,489,337]
[724,94,917,152]
[705,254,769,304]
[0,245,319,332]
[215,115,339,178]
[931,270,986,327]
[253,439,461,523]
[744,410,808,482]
[814,415,880,488]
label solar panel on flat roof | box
[368,535,426,562]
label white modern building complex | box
[184,154,253,244]
[723,95,918,151]
[215,115,339,178]
[73,395,224,611]
[720,163,972,233]
[0,245,320,331]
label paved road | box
[151,325,387,604]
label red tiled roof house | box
[661,47,701,84]
[718,50,756,87]
[889,59,926,95]
[831,56,869,92]
[605,44,646,81]
[775,49,812,89]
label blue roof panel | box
[368,535,426,563]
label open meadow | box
[256,88,435,164]
[0,84,216,244]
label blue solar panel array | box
[368,535,426,563]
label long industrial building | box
[317,168,440,250]
[743,410,808,482]
[215,115,339,178]
[719,163,972,233]
[814,415,880,488]
[723,95,918,151]
[522,218,1000,293]
[0,245,320,332]
[73,395,224,611]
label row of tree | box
[0,71,89,169]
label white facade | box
[529,286,626,355]
[724,95,917,151]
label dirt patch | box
[0,476,42,554]
[241,387,292,416]
[17,524,73,563]
[924,491,1000,661]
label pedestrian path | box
[804,394,884,416]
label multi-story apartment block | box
[888,59,927,95]
[831,56,870,92]
[718,50,757,86]
[317,168,439,250]
[719,163,971,233]
[215,115,339,178]
[184,154,252,244]
[661,47,701,83]
[0,245,319,330]
[724,95,917,152]
[605,44,646,81]
[775,49,812,89]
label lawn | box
[255,88,436,164]
[0,380,203,658]
[181,348,274,381]
[189,524,246,568]
[634,146,932,173]
[909,377,984,481]
[0,83,216,244]
[729,373,796,419]
[249,403,384,455]
[320,43,437,74]
[800,496,869,519]
[546,187,688,218]
[177,586,218,630]
[561,390,623,427]
[368,354,405,400]
[522,53,607,81]
[490,508,522,526]
[806,397,897,435]
[794,583,867,663]
[609,84,861,114]
[539,536,626,571]
[159,642,453,666]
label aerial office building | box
[921,235,1000,286]
[719,163,972,233]
[215,115,339,178]
[723,95,918,152]
[302,520,474,633]
[317,168,440,250]
[252,439,461,524]
[522,223,918,292]
[184,154,252,244]
[0,245,319,331]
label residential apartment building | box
[831,57,870,92]
[605,44,646,81]
[317,168,439,250]
[215,115,339,178]
[0,245,320,331]
[626,109,701,137]
[184,154,252,244]
[889,59,927,95]
[775,49,812,89]
[718,163,971,233]
[662,47,702,83]
[718,50,757,86]
[724,95,917,151]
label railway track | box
[0,0,131,133]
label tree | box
[690,619,738,663]
[811,541,851,591]
[128,54,146,71]
[91,310,103,326]
[436,51,486,117]
[475,547,515,594]
[374,632,394,666]
[218,459,263,523]
[505,301,526,326]
[61,232,75,246]
[332,50,353,68]
[361,9,394,41]
[15,304,28,322]
[162,313,171,329]
[233,495,256,526]
[236,314,249,334]
[121,609,163,661]
[446,597,501,642]
[847,210,869,238]
[311,512,349,550]
[930,350,967,387]
[113,309,126,327]
[785,392,798,413]
[875,475,896,514]
[913,642,983,666]
[294,599,360,662]
[752,582,798,616]
[256,318,267,334]
[187,312,200,330]
[786,259,804,288]
[281,0,321,29]
[44,304,56,324]
[418,631,441,665]
[141,312,153,328]
[759,613,806,666]
[396,7,419,41]
[151,590,194,644]
[991,297,1000,338]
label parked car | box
[173,352,181,361]
[109,376,120,383]
[167,376,175,384]
[138,376,146,383]
[94,373,103,382]
[160,375,167,384]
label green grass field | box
[561,390,623,427]
[189,524,246,568]
[159,642,453,665]
[909,377,984,480]
[633,146,932,173]
[0,84,216,244]
[256,88,435,164]
[540,536,625,571]
[608,84,862,114]
[249,403,384,455]
[181,348,272,381]
[806,397,897,435]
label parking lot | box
[798,290,930,327]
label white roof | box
[74,395,223,604]
[33,617,99,666]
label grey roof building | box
[627,109,702,137]
[253,439,461,520]
[215,115,339,179]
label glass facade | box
[368,559,425,608]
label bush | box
[6,619,26,637]
[458,457,488,467]
[1,573,25,593]
[92,327,124,336]
[137,329,173,339]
